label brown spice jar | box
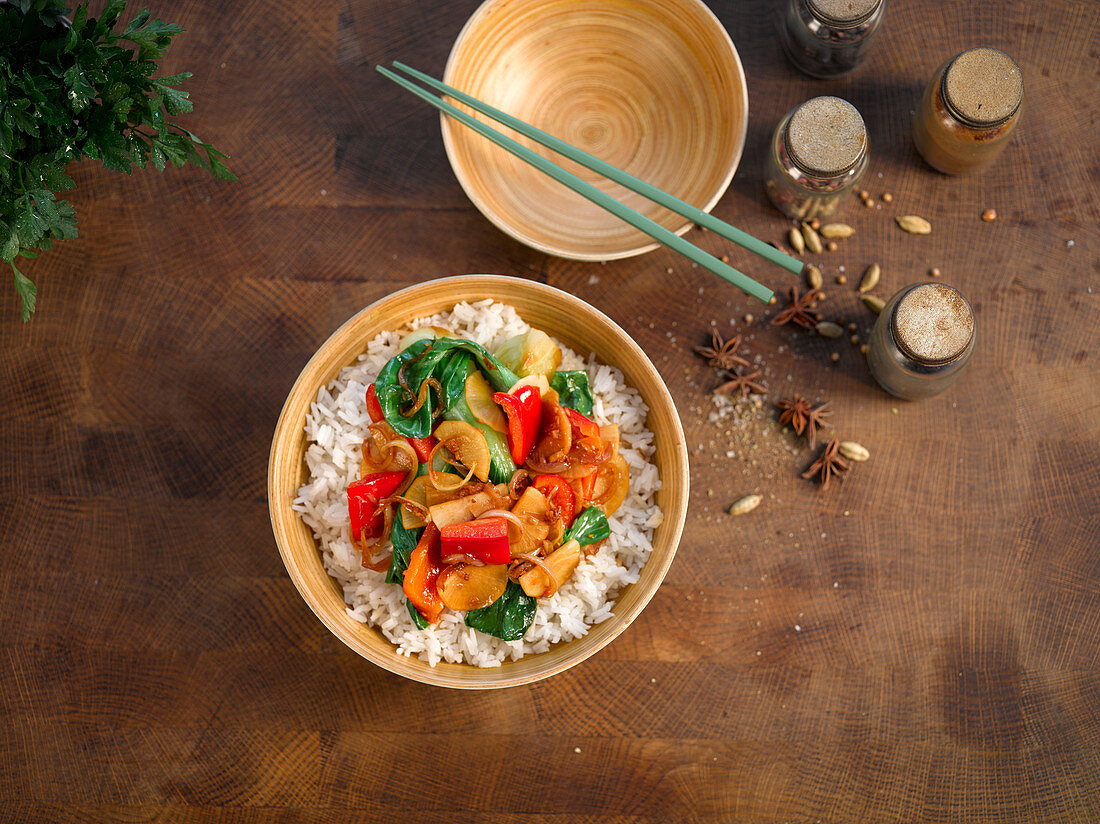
[913,48,1023,175]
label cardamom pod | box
[896,215,932,235]
[816,321,844,339]
[728,494,763,516]
[820,223,854,239]
[788,227,805,254]
[838,441,870,462]
[806,265,823,290]
[801,222,823,254]
[861,294,885,314]
[859,263,881,294]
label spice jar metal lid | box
[807,0,882,28]
[942,47,1023,128]
[892,284,974,364]
[785,96,867,177]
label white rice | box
[292,300,662,667]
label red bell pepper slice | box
[439,517,512,565]
[563,407,600,440]
[367,383,437,463]
[365,383,385,422]
[533,474,577,527]
[347,470,407,539]
[491,385,542,464]
[404,522,444,623]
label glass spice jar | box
[765,96,868,220]
[866,283,976,400]
[913,47,1024,174]
[778,0,886,78]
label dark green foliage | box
[563,506,611,546]
[386,514,422,585]
[0,0,235,320]
[550,369,595,417]
[464,581,536,641]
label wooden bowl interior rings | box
[442,0,747,261]
[268,276,690,688]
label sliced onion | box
[428,439,474,492]
[356,505,394,571]
[507,469,531,500]
[383,437,418,486]
[425,377,444,418]
[440,554,485,567]
[378,494,429,521]
[400,378,433,418]
[361,432,386,467]
[476,508,525,542]
[513,552,558,598]
[397,345,432,394]
[524,456,568,474]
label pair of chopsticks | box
[378,61,802,304]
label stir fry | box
[346,326,629,641]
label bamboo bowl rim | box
[441,0,748,261]
[268,275,690,688]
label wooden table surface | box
[3,0,1098,821]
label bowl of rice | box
[268,275,689,688]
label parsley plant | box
[0,0,235,320]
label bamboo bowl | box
[442,0,747,261]
[269,276,689,688]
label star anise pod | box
[801,437,850,490]
[693,329,749,370]
[777,395,832,448]
[770,286,823,329]
[714,367,766,399]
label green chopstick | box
[392,61,802,278]
[376,65,775,304]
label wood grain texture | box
[1,0,1097,821]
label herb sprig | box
[0,0,235,320]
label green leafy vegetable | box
[385,515,422,584]
[440,351,474,411]
[551,370,595,417]
[375,339,436,437]
[407,601,430,630]
[376,338,520,438]
[464,580,536,641]
[563,506,611,546]
[0,0,235,320]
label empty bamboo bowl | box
[269,276,690,688]
[442,0,747,261]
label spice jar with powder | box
[765,96,868,220]
[913,47,1024,174]
[778,0,886,78]
[866,283,976,400]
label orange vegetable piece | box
[403,522,444,624]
